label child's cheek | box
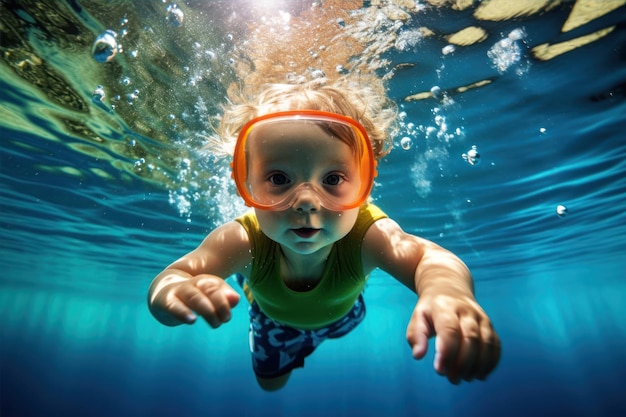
[254,209,283,235]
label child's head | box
[217,79,397,159]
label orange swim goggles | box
[231,110,377,211]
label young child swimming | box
[148,80,501,391]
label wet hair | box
[215,78,397,159]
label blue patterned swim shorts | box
[237,275,366,378]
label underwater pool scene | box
[1,1,625,416]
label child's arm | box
[147,221,251,328]
[362,217,501,384]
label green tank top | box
[235,204,388,330]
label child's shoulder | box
[204,220,251,248]
[350,203,389,237]
[360,203,388,221]
[232,209,261,239]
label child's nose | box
[292,188,321,212]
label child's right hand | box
[150,275,240,328]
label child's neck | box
[279,245,332,291]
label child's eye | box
[323,173,345,186]
[267,172,291,186]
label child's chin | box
[288,241,326,255]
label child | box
[148,80,501,391]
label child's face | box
[248,121,362,254]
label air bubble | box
[425,126,437,139]
[442,44,455,55]
[126,90,139,104]
[430,86,442,99]
[336,65,348,74]
[400,137,412,150]
[395,29,423,51]
[310,69,326,79]
[92,85,105,102]
[508,28,526,41]
[166,4,184,27]
[488,28,527,74]
[462,145,481,166]
[92,30,118,63]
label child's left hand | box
[406,291,501,384]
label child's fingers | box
[207,287,240,325]
[456,315,481,381]
[410,294,501,384]
[432,313,461,381]
[177,285,221,327]
[476,321,501,380]
[406,305,433,359]
[457,314,500,381]
[194,278,240,327]
[224,286,241,308]
[162,294,198,324]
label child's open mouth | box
[293,228,320,238]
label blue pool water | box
[1,2,625,416]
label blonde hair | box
[215,78,397,159]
